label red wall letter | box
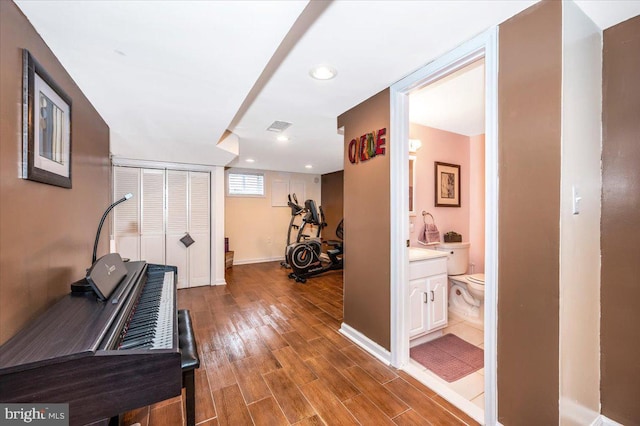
[375,128,386,155]
[348,139,358,164]
[359,135,368,162]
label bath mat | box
[410,334,483,382]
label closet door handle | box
[424,293,428,303]
[430,291,435,302]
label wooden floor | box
[122,262,479,426]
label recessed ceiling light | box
[277,135,289,142]
[309,65,337,80]
[245,158,255,163]
[305,164,313,169]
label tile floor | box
[410,312,485,410]
[122,263,480,425]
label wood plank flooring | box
[121,262,478,426]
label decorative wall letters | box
[348,128,386,164]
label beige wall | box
[0,1,111,343]
[601,14,640,426]
[559,2,602,424]
[224,168,321,264]
[497,1,562,424]
[338,89,391,350]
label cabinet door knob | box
[430,290,435,302]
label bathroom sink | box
[408,247,448,262]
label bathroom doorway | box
[389,29,498,425]
[408,57,486,413]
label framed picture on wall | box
[22,49,72,188]
[434,161,460,207]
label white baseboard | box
[233,256,283,266]
[212,279,226,286]
[599,415,624,426]
[339,323,391,365]
[561,397,601,426]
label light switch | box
[572,186,582,215]
[410,222,415,233]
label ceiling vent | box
[266,121,292,133]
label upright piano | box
[0,260,181,425]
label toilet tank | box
[435,242,470,275]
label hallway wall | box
[0,1,110,344]
[559,2,602,424]
[601,14,640,425]
[497,1,562,423]
[338,89,391,350]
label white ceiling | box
[15,1,640,175]
[410,59,485,137]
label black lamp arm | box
[92,193,132,264]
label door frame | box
[388,27,499,425]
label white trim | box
[339,323,392,365]
[232,256,283,266]
[211,167,226,287]
[559,397,601,426]
[599,415,624,426]
[389,27,499,426]
[389,81,410,368]
[404,361,485,424]
[112,156,219,172]
[483,26,500,426]
[212,278,227,286]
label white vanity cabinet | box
[408,249,449,339]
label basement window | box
[227,172,265,196]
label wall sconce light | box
[409,139,422,153]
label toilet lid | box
[466,273,485,285]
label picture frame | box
[22,49,72,188]
[434,161,460,207]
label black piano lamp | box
[92,193,133,264]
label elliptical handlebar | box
[318,205,328,229]
[287,193,304,216]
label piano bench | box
[178,309,200,426]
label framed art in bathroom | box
[22,49,72,188]
[434,161,460,207]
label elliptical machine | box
[280,194,305,268]
[286,200,343,283]
[281,195,323,268]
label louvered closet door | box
[166,170,189,289]
[140,169,165,265]
[113,167,140,261]
[188,171,210,287]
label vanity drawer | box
[409,257,447,279]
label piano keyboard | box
[119,265,175,350]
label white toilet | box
[434,242,485,325]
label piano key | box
[118,269,175,350]
[120,336,153,349]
